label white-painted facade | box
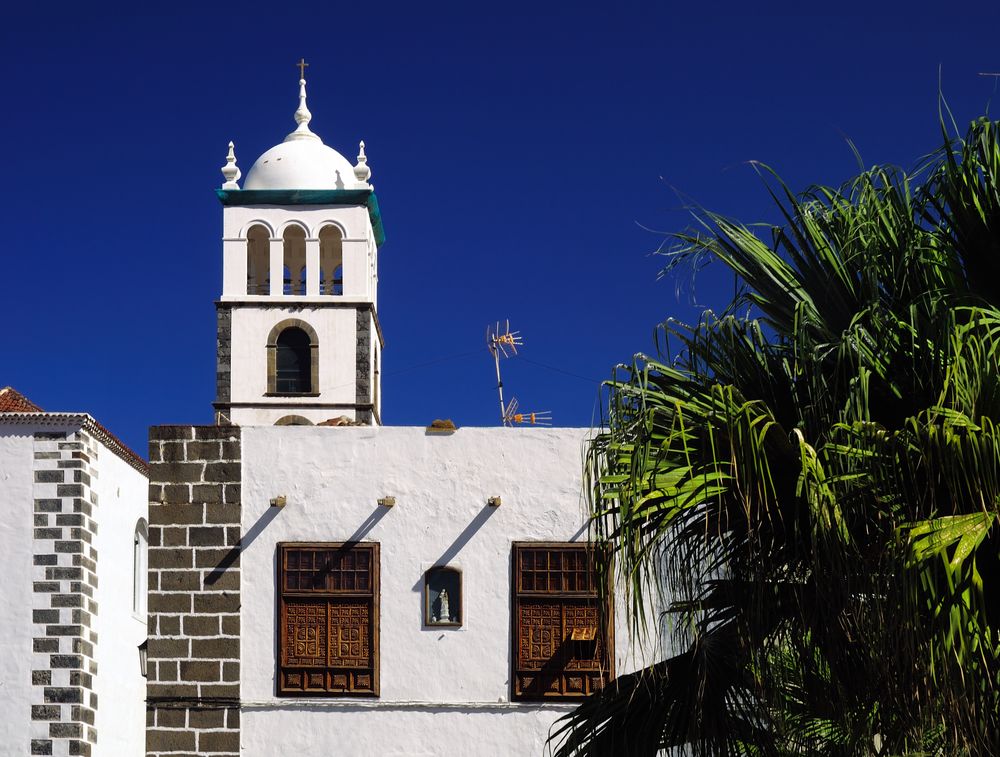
[0,411,148,756]
[91,434,150,756]
[0,428,35,752]
[238,425,653,756]
[227,306,367,419]
[205,73,654,755]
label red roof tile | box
[0,387,146,474]
[0,386,43,413]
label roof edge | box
[0,412,148,476]
[215,188,386,248]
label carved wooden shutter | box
[512,543,613,700]
[278,542,379,696]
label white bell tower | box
[214,65,384,427]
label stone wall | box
[355,309,372,425]
[30,429,100,757]
[146,426,241,757]
[214,304,232,421]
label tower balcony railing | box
[245,278,344,296]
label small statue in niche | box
[438,589,451,623]
[426,568,461,626]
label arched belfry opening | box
[319,225,343,295]
[267,319,319,395]
[283,225,307,295]
[246,224,270,295]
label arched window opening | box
[275,415,314,426]
[275,327,312,393]
[319,226,343,295]
[267,319,319,395]
[246,224,270,295]
[283,225,307,295]
[133,518,148,616]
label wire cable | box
[516,356,601,384]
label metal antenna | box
[486,321,550,426]
[503,397,552,427]
[487,320,520,424]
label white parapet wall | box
[239,425,654,756]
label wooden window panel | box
[512,542,613,700]
[277,542,379,697]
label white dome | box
[244,138,357,190]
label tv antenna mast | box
[486,320,552,427]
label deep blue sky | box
[2,2,999,456]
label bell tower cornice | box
[216,188,386,249]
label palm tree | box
[552,117,1000,756]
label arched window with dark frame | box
[267,319,319,396]
[424,566,462,627]
[275,327,312,393]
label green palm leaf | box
[554,114,1000,756]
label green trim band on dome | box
[215,189,386,248]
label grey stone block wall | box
[215,305,232,407]
[356,309,373,425]
[146,426,241,757]
[30,430,100,757]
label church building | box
[142,70,652,756]
[1,66,651,757]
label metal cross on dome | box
[297,58,309,79]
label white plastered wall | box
[239,426,655,756]
[228,306,358,421]
[0,426,35,752]
[91,439,148,757]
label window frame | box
[423,566,463,628]
[265,319,320,397]
[510,541,614,701]
[276,541,380,697]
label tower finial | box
[354,140,372,187]
[221,141,241,189]
[286,60,319,142]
